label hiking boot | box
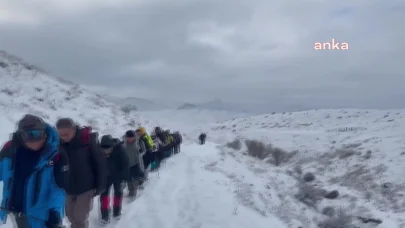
[100,219,109,225]
[138,184,144,190]
[100,209,110,224]
[128,195,136,202]
[113,207,121,218]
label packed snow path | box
[106,142,286,228]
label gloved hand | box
[45,209,62,228]
[94,187,105,197]
[120,182,126,191]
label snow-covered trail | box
[0,142,285,227]
[113,143,286,228]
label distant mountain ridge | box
[103,95,168,111]
[177,98,245,112]
[177,103,198,110]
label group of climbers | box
[149,127,183,171]
[0,114,183,228]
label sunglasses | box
[20,130,45,142]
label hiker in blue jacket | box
[0,114,69,228]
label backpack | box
[112,138,123,145]
[144,134,154,150]
[80,126,99,149]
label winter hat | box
[56,118,75,129]
[137,127,146,135]
[100,135,114,148]
[125,130,135,137]
[18,114,46,131]
[154,126,162,134]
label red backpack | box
[56,126,96,162]
[80,126,98,150]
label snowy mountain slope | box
[203,109,405,227]
[0,51,152,139]
[0,51,159,227]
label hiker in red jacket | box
[56,118,107,228]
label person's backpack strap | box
[0,140,14,161]
[1,141,13,151]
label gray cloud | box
[0,0,404,112]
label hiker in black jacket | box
[199,133,206,145]
[172,131,182,154]
[56,118,106,228]
[99,135,129,224]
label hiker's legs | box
[100,181,113,221]
[66,190,94,228]
[12,214,29,228]
[65,194,76,228]
[112,181,124,217]
[128,166,142,197]
[150,153,157,171]
[127,166,136,197]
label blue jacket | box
[0,124,66,227]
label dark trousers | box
[13,214,29,228]
[13,214,62,228]
[100,178,123,220]
[156,149,164,163]
[174,144,180,154]
[127,165,144,197]
[66,190,94,228]
[13,214,27,228]
[142,151,153,169]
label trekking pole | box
[156,156,160,179]
[154,152,160,179]
[163,157,166,169]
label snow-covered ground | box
[113,142,286,228]
[1,50,404,227]
[200,109,405,227]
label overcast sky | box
[0,0,404,112]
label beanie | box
[56,118,75,128]
[125,130,135,137]
[100,135,114,148]
[18,114,46,131]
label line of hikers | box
[0,114,182,228]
